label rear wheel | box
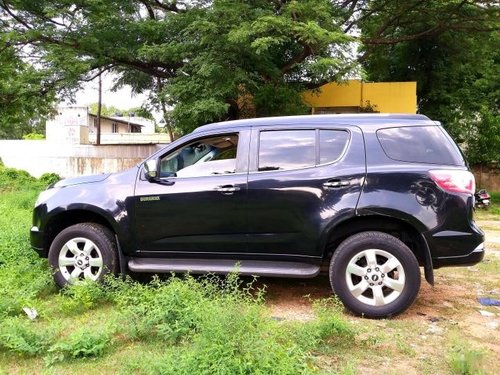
[48,223,118,288]
[330,231,420,318]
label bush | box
[22,133,45,140]
[39,172,61,186]
[114,275,354,375]
[0,167,37,191]
[448,342,485,375]
[46,327,112,364]
[59,280,108,315]
[0,317,52,356]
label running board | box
[128,258,320,278]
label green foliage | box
[46,327,111,364]
[59,280,109,315]
[0,167,54,317]
[0,318,52,356]
[448,342,485,375]
[362,3,499,164]
[0,167,37,191]
[0,0,354,135]
[289,298,355,352]
[115,274,314,375]
[22,133,45,140]
[39,172,61,187]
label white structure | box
[46,106,170,145]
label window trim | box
[251,127,351,174]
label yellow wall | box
[302,80,417,114]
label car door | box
[134,129,250,255]
[246,126,366,258]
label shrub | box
[59,280,108,314]
[46,327,112,364]
[22,133,45,140]
[39,172,61,186]
[0,317,52,356]
[115,275,354,375]
[448,343,485,375]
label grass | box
[0,164,355,374]
[0,163,499,374]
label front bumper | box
[433,242,485,268]
[30,226,47,257]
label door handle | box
[214,185,241,195]
[323,179,350,189]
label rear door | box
[246,125,366,258]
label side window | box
[258,129,350,171]
[159,134,239,178]
[258,130,315,171]
[319,130,350,164]
[377,126,464,165]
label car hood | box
[53,173,111,188]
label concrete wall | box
[0,140,165,178]
[473,166,500,192]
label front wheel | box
[48,223,118,288]
[330,231,421,318]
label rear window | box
[377,126,464,165]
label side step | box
[128,258,320,278]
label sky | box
[72,71,150,114]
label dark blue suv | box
[31,114,485,317]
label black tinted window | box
[259,130,315,171]
[319,130,349,164]
[377,126,464,165]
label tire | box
[48,223,118,288]
[329,231,420,318]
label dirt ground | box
[262,218,500,373]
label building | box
[302,80,417,114]
[46,106,170,145]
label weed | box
[59,280,108,315]
[448,341,485,375]
[46,327,112,365]
[0,317,52,356]
[39,172,61,187]
[289,298,355,352]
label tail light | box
[429,170,475,194]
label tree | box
[0,46,55,138]
[361,2,499,164]
[1,0,497,136]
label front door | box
[134,130,250,255]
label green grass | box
[0,165,355,374]
[488,191,500,216]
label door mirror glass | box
[144,159,158,181]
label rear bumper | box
[433,242,485,268]
[30,226,47,257]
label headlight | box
[35,187,60,207]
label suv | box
[31,114,484,317]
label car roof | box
[193,113,437,133]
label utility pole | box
[96,69,102,145]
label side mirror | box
[144,159,158,181]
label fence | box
[0,140,166,178]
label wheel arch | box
[321,215,434,285]
[43,207,118,257]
